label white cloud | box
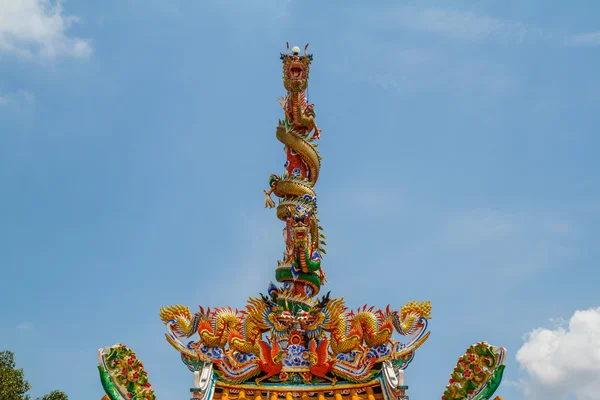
[0,0,92,60]
[516,307,600,399]
[565,32,600,47]
[16,322,34,329]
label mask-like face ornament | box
[292,221,308,246]
[296,308,325,332]
[274,310,295,328]
[290,205,311,250]
[296,310,309,325]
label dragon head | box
[297,291,331,335]
[401,300,432,321]
[287,204,317,252]
[259,293,296,335]
[297,308,325,332]
[276,204,323,297]
[272,309,295,329]
[281,44,312,93]
[292,216,309,247]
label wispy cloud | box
[515,307,600,399]
[333,7,525,95]
[332,187,577,284]
[0,0,92,60]
[211,0,292,23]
[128,0,180,16]
[436,209,576,278]
[0,90,35,115]
[376,207,573,291]
[365,63,518,95]
[16,322,34,330]
[367,5,600,49]
[565,32,600,47]
[195,212,281,306]
[371,6,537,44]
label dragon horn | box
[199,306,204,314]
[304,43,309,54]
[386,305,391,314]
[286,42,289,52]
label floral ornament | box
[442,342,505,400]
[304,284,314,297]
[279,371,289,382]
[301,371,313,383]
[102,344,156,400]
[300,194,317,210]
[295,205,307,216]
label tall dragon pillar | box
[264,44,326,301]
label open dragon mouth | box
[294,230,307,240]
[289,63,304,79]
[293,225,308,242]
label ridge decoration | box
[98,344,156,400]
[157,44,432,386]
[442,342,506,400]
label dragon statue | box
[159,289,431,384]
[263,43,326,299]
[97,44,508,400]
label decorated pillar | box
[264,44,326,301]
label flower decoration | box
[442,343,504,400]
[103,344,156,400]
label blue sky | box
[1,1,599,399]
